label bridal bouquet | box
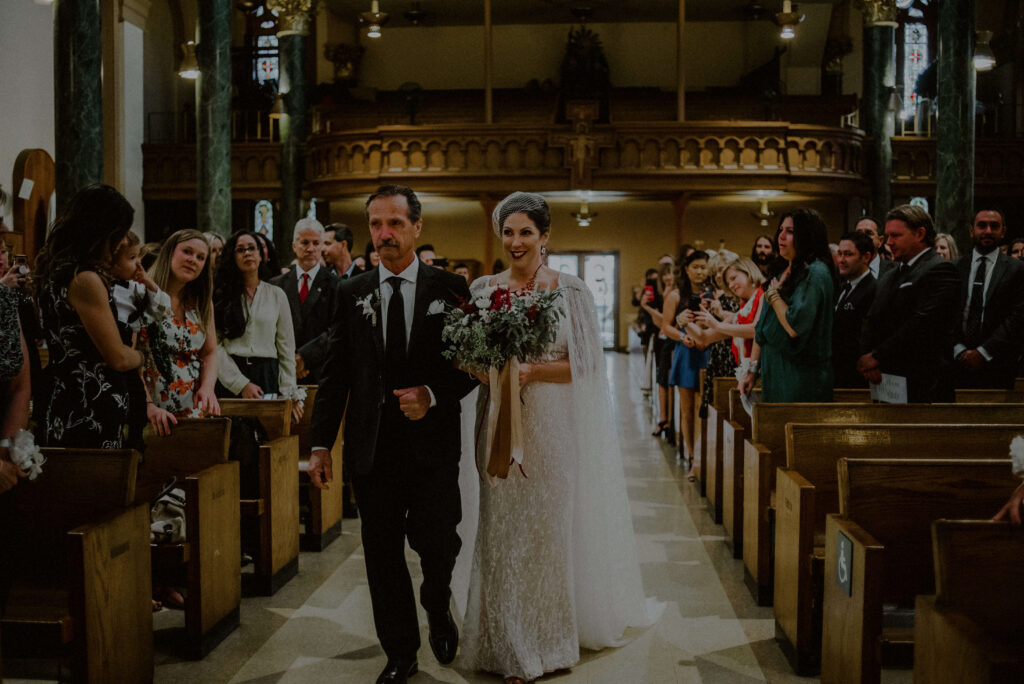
[442,285,563,480]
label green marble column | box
[269,0,314,258]
[935,0,975,245]
[196,0,232,237]
[54,0,103,212]
[859,2,897,218]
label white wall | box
[0,1,55,227]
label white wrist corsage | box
[9,429,46,481]
[1010,435,1024,478]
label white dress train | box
[457,273,661,681]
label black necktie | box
[964,256,987,346]
[836,281,852,309]
[385,276,407,369]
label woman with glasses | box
[213,231,303,421]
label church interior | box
[1,0,1023,682]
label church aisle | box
[145,352,820,684]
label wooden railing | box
[141,142,282,200]
[892,137,1024,193]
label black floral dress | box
[39,263,131,448]
[700,293,740,417]
[0,286,23,384]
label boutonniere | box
[427,298,447,316]
[842,302,856,311]
[356,290,381,326]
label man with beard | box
[855,216,896,279]
[952,209,1024,389]
[750,234,775,277]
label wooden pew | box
[292,386,346,552]
[774,423,1024,675]
[704,377,737,522]
[820,458,1018,684]
[218,399,300,596]
[1,449,153,683]
[742,403,1024,606]
[721,389,748,557]
[914,520,1024,684]
[955,388,1024,403]
[138,418,240,659]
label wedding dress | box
[457,273,660,681]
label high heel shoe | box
[664,425,676,447]
[651,420,669,437]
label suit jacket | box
[832,273,876,388]
[953,251,1024,378]
[860,249,961,402]
[270,266,341,384]
[309,264,476,475]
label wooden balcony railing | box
[142,143,282,200]
[892,137,1024,195]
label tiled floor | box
[11,352,910,683]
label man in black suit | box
[856,216,896,280]
[323,223,360,278]
[952,209,1024,389]
[858,204,961,402]
[833,231,877,388]
[270,218,340,385]
[307,185,475,684]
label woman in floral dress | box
[35,185,144,448]
[140,229,220,433]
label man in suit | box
[307,185,475,684]
[952,209,1024,389]
[833,231,877,388]
[323,223,360,278]
[857,205,961,402]
[270,218,340,385]
[856,216,896,280]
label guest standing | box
[35,185,144,448]
[639,263,675,444]
[832,232,877,388]
[740,210,836,402]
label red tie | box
[299,273,309,304]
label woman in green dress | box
[739,209,836,402]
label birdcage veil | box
[491,191,551,237]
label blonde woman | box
[934,233,959,261]
[685,257,766,374]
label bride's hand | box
[518,363,534,388]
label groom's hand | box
[308,448,333,490]
[394,386,430,421]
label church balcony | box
[891,137,1024,198]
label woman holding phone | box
[661,249,710,477]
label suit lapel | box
[986,252,1007,303]
[360,270,385,364]
[303,268,330,313]
[282,266,303,321]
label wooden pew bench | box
[774,423,1024,675]
[292,386,346,552]
[1,449,153,683]
[742,402,1024,606]
[704,377,737,521]
[219,399,300,596]
[820,458,1019,684]
[138,418,240,659]
[721,388,748,557]
[914,520,1024,684]
[954,388,1024,403]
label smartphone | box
[644,285,654,298]
[687,294,701,311]
[14,254,27,266]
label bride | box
[458,192,659,683]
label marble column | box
[196,0,232,237]
[935,0,975,244]
[54,0,103,212]
[858,0,897,218]
[270,0,314,258]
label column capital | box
[268,0,317,36]
[856,0,898,28]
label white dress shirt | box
[868,253,882,279]
[378,257,419,349]
[296,263,321,289]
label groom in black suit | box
[308,185,475,684]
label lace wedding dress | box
[458,273,660,681]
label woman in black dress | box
[35,184,144,448]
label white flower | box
[1010,435,1024,478]
[427,299,446,316]
[355,291,380,326]
[474,296,490,309]
[10,429,46,481]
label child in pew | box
[107,232,172,451]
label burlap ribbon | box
[482,358,524,482]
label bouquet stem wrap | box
[483,358,524,481]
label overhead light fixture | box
[751,199,775,227]
[269,93,286,119]
[361,0,389,39]
[572,198,597,228]
[774,0,804,41]
[974,30,996,72]
[178,40,199,79]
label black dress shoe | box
[427,608,459,664]
[376,658,417,684]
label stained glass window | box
[902,23,928,119]
[256,35,279,85]
[255,200,273,238]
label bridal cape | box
[452,273,661,677]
